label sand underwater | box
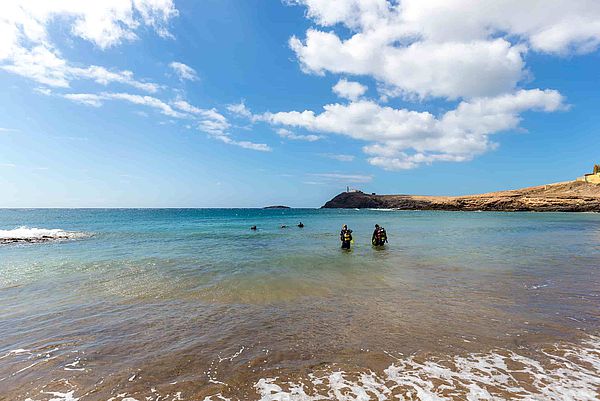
[1,208,599,400]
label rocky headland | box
[322,181,600,212]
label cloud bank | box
[265,89,565,169]
[289,0,600,100]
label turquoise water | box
[1,209,600,400]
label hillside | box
[322,181,600,212]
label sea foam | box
[209,336,600,401]
[0,226,89,244]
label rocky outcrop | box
[322,181,600,212]
[0,235,73,245]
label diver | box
[340,224,353,249]
[371,224,388,246]
[298,222,304,228]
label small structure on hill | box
[577,164,600,184]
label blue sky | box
[1,0,599,207]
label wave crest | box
[0,226,89,244]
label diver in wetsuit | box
[371,224,388,246]
[340,224,353,249]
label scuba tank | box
[373,227,387,246]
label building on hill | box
[577,164,600,184]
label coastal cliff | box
[322,181,600,212]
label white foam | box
[218,346,245,363]
[0,226,88,243]
[42,391,79,401]
[213,336,600,400]
[0,348,30,359]
[64,359,85,371]
[202,394,231,401]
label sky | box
[0,0,599,208]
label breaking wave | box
[6,336,600,400]
[0,226,90,244]
[206,336,600,401]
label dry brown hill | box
[322,181,600,212]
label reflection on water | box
[0,209,599,400]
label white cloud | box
[228,101,253,118]
[1,1,177,53]
[0,127,18,133]
[321,153,355,162]
[71,65,160,92]
[105,93,184,118]
[171,99,270,151]
[63,92,268,151]
[227,101,264,123]
[172,99,230,134]
[64,92,184,117]
[276,128,321,142]
[213,135,272,152]
[64,93,103,107]
[169,62,198,81]
[289,0,600,100]
[264,89,565,169]
[2,46,160,91]
[332,78,367,101]
[291,31,525,100]
[0,1,174,90]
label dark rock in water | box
[322,181,600,212]
[263,205,291,209]
[0,236,72,245]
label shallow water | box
[0,209,599,400]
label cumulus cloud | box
[169,62,198,81]
[276,128,321,142]
[332,78,367,100]
[227,101,265,123]
[264,89,565,169]
[1,1,177,52]
[289,0,600,100]
[0,1,175,90]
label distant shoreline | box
[322,181,600,212]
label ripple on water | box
[5,336,599,400]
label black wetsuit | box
[340,229,352,249]
[372,227,388,246]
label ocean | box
[1,208,599,400]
